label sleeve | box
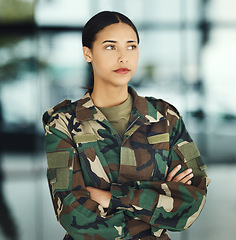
[43,113,126,239]
[108,117,210,233]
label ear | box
[83,46,92,63]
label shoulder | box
[42,99,77,125]
[145,96,183,132]
[145,96,181,118]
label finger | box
[172,168,192,182]
[186,180,192,185]
[180,173,194,184]
[166,165,181,181]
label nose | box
[118,50,128,63]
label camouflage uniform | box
[43,87,210,240]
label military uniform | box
[43,87,210,240]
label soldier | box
[43,11,210,240]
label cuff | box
[108,183,132,209]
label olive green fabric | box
[185,156,207,177]
[178,142,200,161]
[97,94,133,138]
[47,151,70,191]
[47,151,70,168]
[177,142,207,177]
[52,167,70,192]
[73,134,97,143]
[147,133,169,144]
[120,147,137,166]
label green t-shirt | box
[97,94,133,138]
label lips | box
[114,68,130,74]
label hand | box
[166,165,193,185]
[86,186,111,208]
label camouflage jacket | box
[43,87,210,240]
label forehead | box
[95,23,138,42]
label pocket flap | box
[47,151,70,168]
[147,133,169,144]
[174,141,207,177]
[73,134,97,144]
[178,142,199,161]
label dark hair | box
[82,11,140,49]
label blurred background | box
[0,0,236,239]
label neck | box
[91,83,129,108]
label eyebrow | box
[102,40,137,44]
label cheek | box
[92,57,110,75]
[131,53,139,69]
[93,52,115,68]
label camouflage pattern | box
[43,87,210,240]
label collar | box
[75,86,165,123]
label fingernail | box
[177,164,181,169]
[187,168,192,173]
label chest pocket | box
[147,133,170,181]
[73,133,111,189]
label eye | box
[127,45,137,50]
[105,45,116,50]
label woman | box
[43,11,210,240]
